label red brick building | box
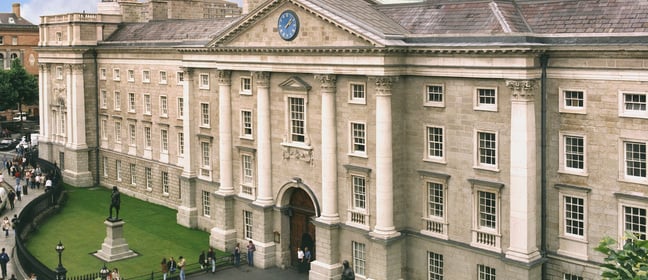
[0,3,38,75]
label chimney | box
[12,3,20,18]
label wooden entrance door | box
[289,188,316,267]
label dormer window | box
[8,18,14,24]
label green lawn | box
[25,186,224,278]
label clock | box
[278,10,299,41]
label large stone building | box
[37,0,648,279]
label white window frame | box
[159,71,167,84]
[129,123,136,146]
[177,132,184,156]
[144,126,152,149]
[176,71,184,85]
[127,69,134,82]
[177,97,184,119]
[287,96,307,144]
[474,130,499,171]
[100,68,107,80]
[199,73,209,89]
[345,166,371,230]
[470,180,503,252]
[559,132,588,176]
[421,175,449,239]
[202,191,210,217]
[142,70,151,83]
[474,87,498,112]
[100,90,107,109]
[102,157,108,177]
[114,91,121,111]
[425,125,445,163]
[101,119,108,140]
[200,103,210,127]
[129,163,136,185]
[241,110,253,139]
[424,84,445,107]
[162,171,169,195]
[620,139,648,185]
[128,92,136,113]
[113,68,120,81]
[144,94,151,115]
[200,141,211,178]
[161,129,169,153]
[428,251,444,280]
[556,184,590,260]
[618,198,648,242]
[243,210,253,239]
[240,153,256,198]
[349,122,367,157]
[349,82,366,104]
[352,241,366,277]
[559,88,586,114]
[240,76,252,95]
[116,160,122,182]
[160,96,168,117]
[619,91,648,119]
[145,167,152,191]
[114,121,121,143]
[563,274,583,280]
[478,264,496,280]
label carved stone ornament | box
[253,71,270,87]
[373,76,399,96]
[218,70,231,85]
[506,80,537,101]
[314,74,337,91]
[282,145,315,166]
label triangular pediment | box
[208,0,382,49]
[279,76,311,92]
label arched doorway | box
[289,187,316,268]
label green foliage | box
[0,59,38,111]
[595,232,648,280]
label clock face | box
[278,10,299,41]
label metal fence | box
[14,158,64,280]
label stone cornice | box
[180,46,541,55]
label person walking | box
[233,243,240,267]
[0,248,10,279]
[15,183,22,201]
[207,248,216,273]
[7,190,15,210]
[2,217,11,237]
[303,247,312,272]
[167,257,177,274]
[178,256,186,280]
[297,247,304,273]
[246,241,256,267]
[160,258,168,280]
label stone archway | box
[288,187,316,268]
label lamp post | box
[99,263,110,280]
[55,241,67,280]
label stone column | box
[254,71,273,206]
[370,76,400,238]
[177,67,197,228]
[70,64,87,149]
[505,80,541,263]
[64,64,73,147]
[218,70,234,195]
[39,63,49,143]
[316,74,339,223]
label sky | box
[0,0,416,25]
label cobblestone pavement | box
[189,265,309,280]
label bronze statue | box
[108,186,121,221]
[342,260,355,280]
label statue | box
[342,260,355,280]
[108,186,121,221]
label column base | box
[505,248,542,263]
[249,241,276,269]
[209,227,237,252]
[316,215,340,225]
[176,206,197,228]
[369,229,401,239]
[309,261,342,280]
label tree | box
[595,232,648,279]
[0,59,39,116]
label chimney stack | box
[12,3,20,18]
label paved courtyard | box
[190,266,308,280]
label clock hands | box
[284,17,294,29]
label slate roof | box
[105,18,238,44]
[0,13,36,27]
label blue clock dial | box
[278,10,299,41]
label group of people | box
[160,256,186,280]
[296,246,312,273]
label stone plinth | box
[94,220,138,262]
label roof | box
[105,18,239,43]
[0,13,36,27]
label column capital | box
[218,70,231,85]
[253,71,270,87]
[373,76,399,96]
[38,63,50,71]
[506,80,537,102]
[314,74,337,91]
[71,64,84,72]
[181,67,194,77]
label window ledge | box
[348,152,368,159]
[423,158,446,164]
[473,165,500,173]
[558,169,588,177]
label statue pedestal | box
[94,220,138,262]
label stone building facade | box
[37,0,648,279]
